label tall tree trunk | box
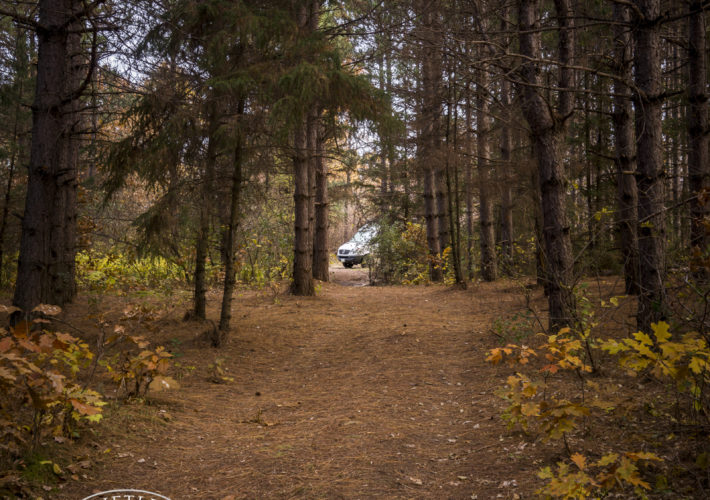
[612,2,639,295]
[291,0,317,295]
[313,123,329,281]
[418,1,444,281]
[499,88,514,270]
[688,0,709,267]
[633,0,667,331]
[465,91,474,280]
[424,166,441,280]
[477,63,497,282]
[194,107,220,319]
[291,119,315,295]
[14,0,75,313]
[445,78,464,286]
[499,5,514,270]
[517,0,576,329]
[50,19,82,304]
[218,100,245,341]
[436,167,450,254]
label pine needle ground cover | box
[3,272,705,499]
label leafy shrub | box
[101,327,177,399]
[76,250,188,294]
[369,221,429,284]
[0,305,105,467]
[601,321,710,422]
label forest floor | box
[24,267,636,499]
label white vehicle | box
[337,224,378,268]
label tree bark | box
[14,0,76,313]
[499,89,514,269]
[418,1,444,282]
[612,2,639,295]
[218,99,245,340]
[313,123,329,281]
[688,0,709,265]
[291,119,315,295]
[633,0,667,331]
[517,0,575,329]
[477,62,497,282]
[464,91,474,280]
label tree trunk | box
[517,0,575,329]
[50,20,81,304]
[465,91,474,280]
[633,0,666,331]
[477,63,497,282]
[14,0,76,313]
[291,119,315,295]
[424,165,442,281]
[499,87,514,270]
[688,0,709,265]
[218,100,245,340]
[313,123,329,281]
[194,106,220,319]
[418,1,444,282]
[612,2,639,295]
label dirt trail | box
[59,274,550,499]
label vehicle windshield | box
[351,226,377,244]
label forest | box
[1,0,709,498]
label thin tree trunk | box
[612,2,639,295]
[291,118,315,295]
[633,0,667,331]
[499,89,514,269]
[499,5,514,270]
[194,105,220,319]
[465,91,474,280]
[424,166,441,281]
[313,123,329,281]
[218,99,245,340]
[688,0,709,265]
[445,78,463,286]
[418,1,444,282]
[477,63,497,282]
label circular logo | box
[82,489,171,500]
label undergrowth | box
[487,285,710,499]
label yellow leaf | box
[596,453,619,467]
[521,402,540,416]
[632,332,654,346]
[571,453,586,471]
[652,322,671,343]
[689,356,708,375]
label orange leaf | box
[571,453,587,471]
[70,398,101,416]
